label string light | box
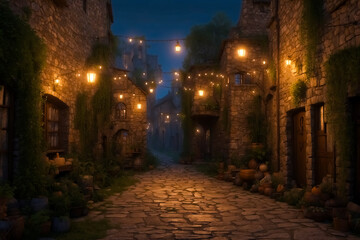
[175,41,181,52]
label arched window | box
[116,102,126,120]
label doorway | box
[293,110,307,187]
[314,104,334,185]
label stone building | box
[1,0,113,180]
[100,68,147,165]
[149,79,182,152]
[267,0,360,202]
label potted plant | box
[68,185,87,218]
[49,194,70,233]
[23,210,51,238]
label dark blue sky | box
[111,0,242,98]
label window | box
[0,86,13,181]
[234,72,252,85]
[115,102,127,120]
[43,95,69,152]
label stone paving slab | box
[89,152,360,240]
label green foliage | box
[246,95,267,143]
[183,12,232,70]
[291,79,307,105]
[92,72,113,126]
[0,183,14,199]
[300,0,323,77]
[49,194,70,217]
[283,188,305,206]
[0,1,47,199]
[86,36,117,68]
[94,173,138,200]
[325,47,360,198]
[23,210,51,240]
[52,219,111,240]
[268,58,276,85]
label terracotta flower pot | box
[311,186,321,196]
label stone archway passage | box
[88,152,358,240]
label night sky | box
[111,0,242,98]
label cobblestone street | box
[90,153,360,240]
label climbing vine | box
[291,79,307,105]
[0,1,47,198]
[325,47,360,198]
[300,0,323,78]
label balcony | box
[191,97,220,118]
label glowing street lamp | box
[198,90,204,97]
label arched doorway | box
[113,129,130,158]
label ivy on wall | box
[325,47,360,198]
[300,0,323,78]
[0,1,47,198]
[75,39,116,163]
[291,79,307,106]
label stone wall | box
[268,0,360,191]
[10,0,112,152]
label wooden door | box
[314,105,334,185]
[293,111,307,187]
[354,101,360,204]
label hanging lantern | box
[237,48,246,57]
[87,72,96,83]
[149,88,154,93]
[175,41,181,52]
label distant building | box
[149,79,182,152]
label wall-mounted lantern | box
[237,48,246,57]
[87,72,96,83]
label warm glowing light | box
[139,40,143,44]
[99,65,102,69]
[137,103,142,109]
[119,94,123,99]
[198,90,204,97]
[129,38,133,42]
[166,115,170,119]
[124,74,127,77]
[149,88,154,93]
[174,72,179,76]
[76,73,81,77]
[237,48,246,57]
[114,77,117,80]
[175,41,181,52]
[263,61,266,65]
[87,72,96,83]
[188,76,191,79]
[286,59,292,65]
[142,72,146,76]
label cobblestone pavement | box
[91,152,360,240]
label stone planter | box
[52,217,70,233]
[239,169,256,182]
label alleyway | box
[92,153,360,240]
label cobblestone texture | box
[88,153,360,240]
